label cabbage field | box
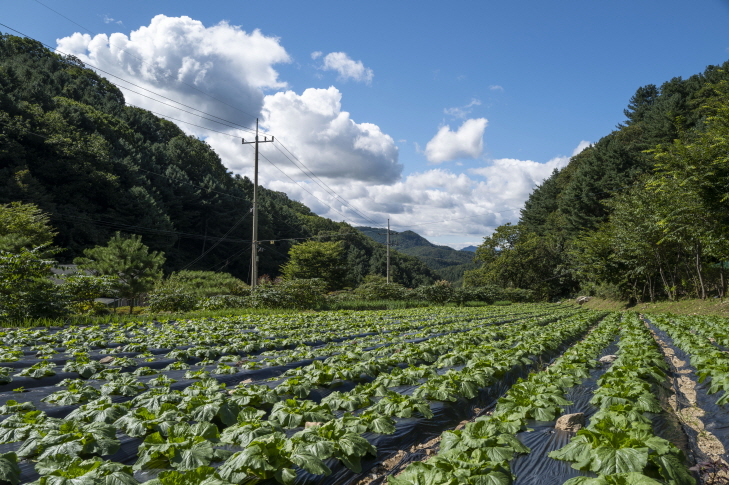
[0,304,727,485]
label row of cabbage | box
[0,309,564,483]
[0,306,596,484]
[389,312,620,484]
[0,306,545,389]
[648,313,729,406]
[548,313,694,485]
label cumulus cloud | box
[52,14,584,244]
[489,85,504,91]
[261,142,584,241]
[469,155,570,208]
[259,86,401,184]
[318,52,373,84]
[572,140,591,156]
[56,15,290,129]
[444,98,481,119]
[424,118,488,164]
[310,51,322,60]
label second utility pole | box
[242,119,273,290]
[386,219,391,284]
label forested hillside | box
[0,34,437,288]
[356,226,478,284]
[465,60,729,302]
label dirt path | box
[645,319,729,483]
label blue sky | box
[3,0,729,248]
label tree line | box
[465,62,729,303]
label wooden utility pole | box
[242,119,273,289]
[386,219,391,284]
[378,220,393,284]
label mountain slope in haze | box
[0,34,439,288]
[356,227,478,283]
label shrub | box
[248,283,289,309]
[354,275,408,301]
[277,279,326,309]
[153,270,248,299]
[148,287,198,313]
[498,287,535,303]
[196,295,248,311]
[62,273,117,314]
[417,280,454,305]
[244,278,328,310]
[0,248,69,322]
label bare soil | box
[646,320,729,483]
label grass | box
[571,297,729,317]
[0,306,297,328]
[0,299,509,328]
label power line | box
[257,151,372,228]
[29,0,262,123]
[0,23,261,137]
[47,213,250,244]
[270,140,383,227]
[0,22,390,231]
[132,105,241,139]
[0,118,253,205]
[181,211,252,270]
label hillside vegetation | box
[0,34,438,288]
[465,59,729,302]
[356,227,478,284]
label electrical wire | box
[2,20,644,241]
[0,118,254,204]
[0,23,261,137]
[48,213,250,244]
[30,0,262,123]
[181,212,252,270]
[270,140,383,227]
[131,105,241,139]
[257,151,372,228]
[0,22,391,230]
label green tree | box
[62,273,117,314]
[465,224,567,300]
[75,232,165,313]
[417,280,454,305]
[280,240,346,291]
[0,202,57,253]
[354,275,407,300]
[154,270,248,298]
[0,248,68,322]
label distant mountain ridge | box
[355,227,478,284]
[460,245,478,252]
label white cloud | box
[310,51,322,60]
[572,140,591,156]
[222,141,585,241]
[102,15,122,25]
[53,14,584,244]
[489,85,504,91]
[444,98,481,119]
[318,52,374,84]
[258,87,401,184]
[424,118,488,164]
[469,155,570,207]
[56,15,290,129]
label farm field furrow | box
[0,304,594,485]
[547,313,695,485]
[388,312,621,485]
[5,305,726,485]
